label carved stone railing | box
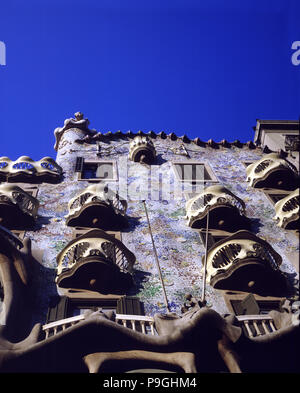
[129,136,156,164]
[42,312,276,340]
[0,184,39,229]
[236,315,277,338]
[0,156,62,183]
[42,313,156,338]
[42,314,86,338]
[273,188,299,229]
[56,229,136,293]
[65,184,127,229]
[202,230,286,296]
[186,185,249,231]
[246,153,298,190]
[115,314,156,335]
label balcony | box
[0,156,62,183]
[236,314,277,338]
[42,313,156,339]
[65,184,128,230]
[129,136,156,164]
[56,229,136,294]
[273,188,299,229]
[186,185,251,232]
[246,153,298,190]
[202,230,287,296]
[0,184,39,229]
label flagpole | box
[142,200,170,313]
[201,209,210,304]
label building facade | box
[0,114,299,373]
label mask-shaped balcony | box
[56,229,135,294]
[129,136,156,164]
[273,188,299,229]
[0,156,63,183]
[65,184,128,230]
[186,185,251,232]
[0,184,39,229]
[246,153,298,190]
[202,230,287,296]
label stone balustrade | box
[42,313,156,339]
[236,314,277,338]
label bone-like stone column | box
[54,112,94,178]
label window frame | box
[242,161,254,168]
[77,159,118,182]
[171,161,218,184]
[195,228,231,251]
[263,189,290,205]
[73,227,122,242]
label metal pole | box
[142,201,170,312]
[201,209,210,304]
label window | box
[76,157,118,182]
[172,161,218,184]
[222,291,284,316]
[242,161,254,168]
[263,190,289,205]
[73,227,122,241]
[197,229,230,251]
[285,134,300,152]
[11,230,26,240]
[46,295,144,324]
[68,298,119,317]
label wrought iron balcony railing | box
[0,184,39,229]
[186,185,250,231]
[202,230,287,296]
[246,153,298,190]
[56,229,135,294]
[65,184,127,230]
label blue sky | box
[0,0,299,160]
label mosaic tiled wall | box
[2,128,298,323]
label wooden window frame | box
[172,161,218,184]
[77,159,118,182]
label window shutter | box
[232,294,260,316]
[116,296,144,316]
[46,296,69,323]
[75,157,84,172]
